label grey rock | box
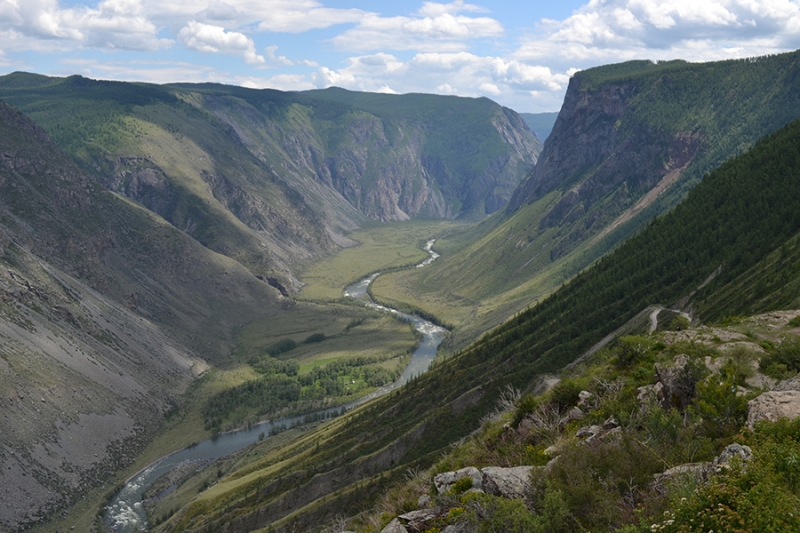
[637,382,663,406]
[655,354,703,410]
[442,521,476,533]
[399,508,448,532]
[481,466,534,499]
[577,390,595,409]
[602,416,619,430]
[774,375,800,391]
[746,391,800,429]
[575,425,603,441]
[381,518,408,533]
[653,462,711,493]
[416,494,432,508]
[713,444,752,472]
[563,406,585,423]
[434,467,483,494]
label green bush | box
[265,338,296,357]
[613,335,656,368]
[548,378,586,413]
[512,393,538,428]
[691,366,749,438]
[760,340,800,379]
[304,332,327,344]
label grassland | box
[298,221,464,301]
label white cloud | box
[264,45,292,65]
[0,0,171,51]
[516,0,800,66]
[330,1,503,52]
[178,21,264,64]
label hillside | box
[0,100,292,531]
[151,116,800,532]
[372,50,800,351]
[0,75,540,289]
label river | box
[104,239,445,532]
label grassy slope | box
[157,119,800,533]
[373,50,800,352]
[0,73,341,285]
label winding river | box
[104,240,445,532]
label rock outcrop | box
[746,391,800,429]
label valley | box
[2,49,800,533]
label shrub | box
[691,366,748,439]
[760,340,800,379]
[548,378,586,413]
[265,338,296,357]
[511,393,538,428]
[304,332,327,344]
[613,335,656,368]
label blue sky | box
[1,0,800,112]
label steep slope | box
[154,116,800,533]
[0,76,541,291]
[0,101,285,531]
[375,50,800,349]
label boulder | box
[434,467,483,494]
[746,391,800,429]
[575,425,603,442]
[653,462,711,493]
[399,508,448,532]
[480,466,534,499]
[577,390,595,409]
[655,354,703,410]
[774,375,800,391]
[416,494,432,509]
[637,382,663,406]
[712,443,752,473]
[563,406,585,423]
[602,416,620,430]
[381,519,408,533]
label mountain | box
[519,112,558,141]
[152,111,800,532]
[374,50,800,350]
[0,75,541,290]
[0,101,288,531]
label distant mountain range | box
[520,112,558,141]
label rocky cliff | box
[0,77,541,294]
[0,101,285,531]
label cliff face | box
[204,88,542,222]
[0,102,284,531]
[508,76,701,235]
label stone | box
[655,354,703,410]
[434,467,483,494]
[637,382,663,406]
[746,391,800,429]
[442,522,475,533]
[480,466,534,499]
[653,462,711,493]
[399,508,447,532]
[563,406,585,423]
[713,444,753,472]
[417,494,431,508]
[774,375,800,391]
[381,519,408,533]
[575,425,603,442]
[602,416,619,430]
[577,390,595,409]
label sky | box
[1,1,800,112]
